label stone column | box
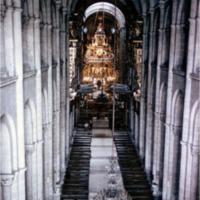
[26,17,35,70]
[162,21,177,199]
[0,4,6,77]
[40,23,48,67]
[52,4,61,194]
[178,2,200,198]
[13,5,26,200]
[34,16,44,200]
[129,98,134,139]
[145,9,156,180]
[139,14,148,161]
[65,12,71,160]
[43,123,53,200]
[1,175,15,200]
[168,125,182,200]
[185,144,199,200]
[134,110,139,148]
[119,27,126,81]
[47,22,54,199]
[60,8,67,180]
[152,2,166,197]
[4,6,15,76]
[25,144,36,200]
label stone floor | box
[89,127,124,200]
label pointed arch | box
[42,88,48,124]
[40,0,47,24]
[189,100,200,147]
[159,83,167,115]
[0,114,17,174]
[24,99,37,144]
[177,0,191,24]
[171,90,184,126]
[84,2,126,29]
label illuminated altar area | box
[82,22,118,88]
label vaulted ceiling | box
[68,0,160,16]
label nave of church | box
[0,0,200,200]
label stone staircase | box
[114,132,153,200]
[61,129,92,200]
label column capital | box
[1,174,15,186]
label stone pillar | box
[47,22,54,199]
[43,122,53,200]
[152,2,166,197]
[60,8,67,180]
[52,4,62,195]
[168,125,182,200]
[139,15,148,161]
[135,110,139,148]
[145,9,155,180]
[40,23,48,67]
[4,6,15,76]
[129,98,134,139]
[65,12,71,160]
[13,5,26,200]
[0,4,6,77]
[34,16,44,200]
[25,144,36,200]
[1,175,14,200]
[119,27,126,81]
[27,18,35,70]
[162,22,177,199]
[178,1,200,198]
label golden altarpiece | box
[82,23,118,88]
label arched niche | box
[0,114,17,174]
[42,89,49,124]
[172,90,184,127]
[24,99,37,145]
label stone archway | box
[84,2,125,29]
[0,114,17,200]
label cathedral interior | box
[0,0,199,200]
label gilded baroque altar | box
[82,23,118,87]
